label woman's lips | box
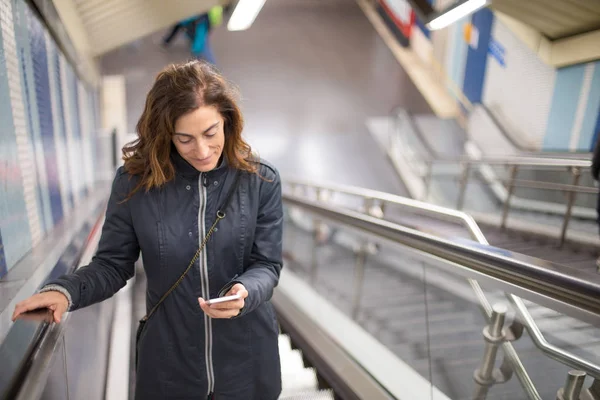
[195,155,213,165]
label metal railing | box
[389,108,598,245]
[284,178,600,399]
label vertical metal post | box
[310,189,324,284]
[351,246,367,320]
[287,183,298,245]
[588,378,600,399]
[423,161,432,201]
[473,304,507,400]
[378,201,386,219]
[560,167,581,247]
[556,370,586,400]
[362,197,374,214]
[456,162,471,210]
[351,198,380,319]
[310,223,319,284]
[501,165,518,230]
[111,128,118,170]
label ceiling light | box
[427,0,489,31]
[227,0,267,31]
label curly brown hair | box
[122,60,256,196]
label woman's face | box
[173,105,225,172]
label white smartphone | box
[205,293,242,305]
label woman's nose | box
[196,142,211,159]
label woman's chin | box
[193,160,217,172]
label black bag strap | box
[141,171,241,322]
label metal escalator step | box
[280,349,305,375]
[280,368,319,397]
[278,334,292,354]
[278,389,335,400]
[277,334,329,398]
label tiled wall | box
[440,8,600,152]
[0,0,100,278]
[380,0,600,152]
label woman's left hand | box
[199,283,248,319]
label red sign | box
[379,0,416,38]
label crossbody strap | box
[141,171,241,322]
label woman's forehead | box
[175,106,222,132]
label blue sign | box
[488,37,506,67]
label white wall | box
[481,20,556,149]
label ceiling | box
[490,0,600,40]
[71,0,226,56]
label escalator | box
[283,223,599,399]
[476,227,598,274]
[2,178,600,400]
[283,179,600,400]
[370,106,600,275]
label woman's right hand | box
[12,291,69,324]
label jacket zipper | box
[198,173,215,395]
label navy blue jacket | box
[46,151,283,399]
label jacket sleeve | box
[42,167,140,311]
[592,136,600,180]
[224,168,283,316]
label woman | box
[12,60,283,400]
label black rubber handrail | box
[0,210,104,400]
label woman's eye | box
[178,137,192,144]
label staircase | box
[380,206,599,275]
[480,226,599,274]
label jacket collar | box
[170,145,229,180]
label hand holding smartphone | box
[204,293,242,306]
[198,283,247,319]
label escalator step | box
[278,334,326,398]
[281,368,319,397]
[279,389,335,400]
[280,349,305,375]
[279,334,292,354]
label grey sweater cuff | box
[39,284,73,312]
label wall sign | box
[378,0,415,42]
[488,37,506,67]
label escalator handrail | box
[0,204,106,400]
[430,155,592,168]
[283,183,600,382]
[392,107,593,168]
[286,178,488,242]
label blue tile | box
[0,230,7,278]
[543,64,586,150]
[27,6,64,225]
[0,4,32,272]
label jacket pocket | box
[156,221,168,269]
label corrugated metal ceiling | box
[490,0,600,40]
[73,0,225,56]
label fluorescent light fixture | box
[227,0,267,31]
[427,0,488,31]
